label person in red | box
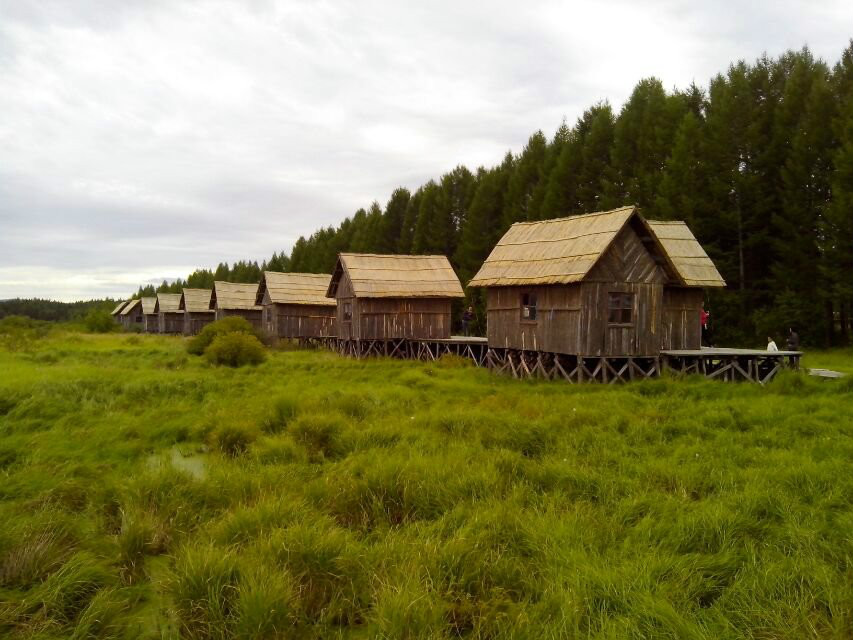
[700,307,711,347]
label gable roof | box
[468,206,724,288]
[211,281,261,311]
[141,297,158,315]
[257,272,336,306]
[645,221,726,287]
[468,206,635,286]
[119,299,141,316]
[111,300,130,315]
[327,253,464,299]
[154,293,182,313]
[179,288,214,313]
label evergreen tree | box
[412,181,452,254]
[772,54,835,344]
[604,78,685,209]
[455,153,514,281]
[528,120,571,219]
[655,111,707,226]
[398,187,423,254]
[380,188,410,253]
[502,131,546,226]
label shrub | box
[16,551,116,624]
[233,564,297,638]
[83,309,117,333]
[261,395,302,434]
[213,423,258,457]
[187,316,258,356]
[290,414,350,461]
[204,333,266,368]
[169,545,240,636]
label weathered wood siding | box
[158,312,184,334]
[353,298,452,340]
[661,287,704,350]
[335,274,355,341]
[121,306,144,330]
[486,285,582,353]
[265,302,336,338]
[184,312,214,336]
[578,282,663,356]
[215,308,263,331]
[144,315,160,334]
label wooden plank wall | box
[144,315,160,334]
[354,297,452,340]
[269,303,336,338]
[661,288,704,350]
[486,285,582,353]
[184,312,214,336]
[585,224,666,285]
[215,308,263,331]
[580,281,663,356]
[335,274,355,341]
[158,312,184,334]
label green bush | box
[213,423,258,457]
[204,333,266,368]
[82,309,117,333]
[290,414,350,461]
[187,317,258,356]
[261,395,302,434]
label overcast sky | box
[1,1,851,301]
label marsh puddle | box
[146,445,207,479]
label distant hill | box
[0,298,116,322]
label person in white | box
[767,337,779,351]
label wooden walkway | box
[322,339,804,384]
[661,348,801,384]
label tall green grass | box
[0,329,851,638]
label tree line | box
[133,44,852,347]
[0,298,116,322]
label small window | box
[343,302,352,321]
[520,292,537,321]
[608,292,633,324]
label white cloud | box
[0,0,850,301]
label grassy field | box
[0,327,851,639]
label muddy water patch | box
[146,444,208,479]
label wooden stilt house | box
[111,300,130,325]
[155,293,184,334]
[179,288,214,335]
[210,281,263,330]
[468,206,725,357]
[118,299,143,330]
[256,272,336,339]
[141,297,159,333]
[326,253,464,342]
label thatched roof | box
[154,293,182,313]
[211,281,261,310]
[111,300,130,315]
[141,297,157,315]
[327,253,464,299]
[257,272,335,306]
[179,289,214,314]
[645,221,726,287]
[469,206,724,288]
[119,299,141,316]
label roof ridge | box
[511,206,636,227]
[339,252,450,259]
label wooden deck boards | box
[661,348,802,357]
